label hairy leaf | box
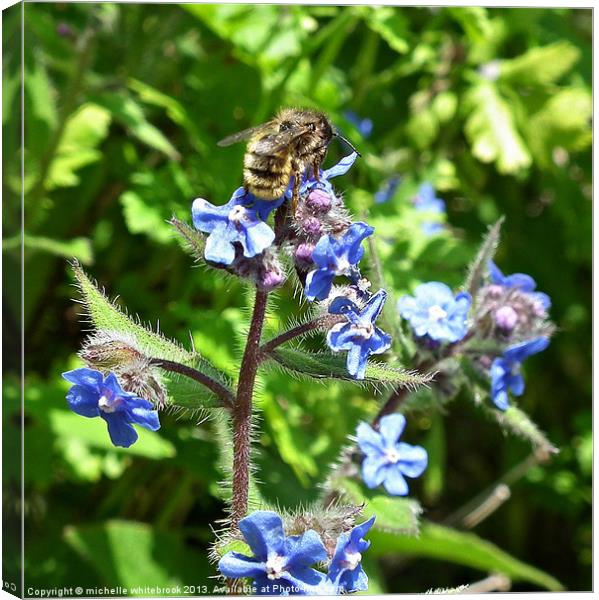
[268,347,434,389]
[368,522,563,591]
[335,478,421,536]
[484,404,558,457]
[464,217,504,300]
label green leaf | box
[464,82,531,174]
[526,88,592,168]
[93,92,180,160]
[71,263,234,410]
[64,520,212,590]
[47,103,111,189]
[363,7,409,54]
[499,41,580,86]
[268,347,434,389]
[464,217,504,301]
[336,478,421,536]
[24,48,57,129]
[369,522,563,591]
[3,233,94,264]
[49,409,176,460]
[120,190,174,244]
[447,7,492,45]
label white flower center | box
[228,205,248,223]
[98,395,117,413]
[342,551,362,571]
[385,447,401,464]
[428,304,447,321]
[354,322,374,339]
[335,257,351,274]
[265,554,287,580]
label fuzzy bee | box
[218,108,358,211]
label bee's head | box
[291,110,334,144]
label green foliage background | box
[3,3,591,593]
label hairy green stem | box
[148,358,235,409]
[231,289,269,527]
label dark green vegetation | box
[3,3,591,593]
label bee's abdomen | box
[243,152,291,199]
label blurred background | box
[3,3,591,594]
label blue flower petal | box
[241,220,276,258]
[204,222,236,265]
[305,269,334,302]
[191,197,229,234]
[361,455,389,489]
[238,511,286,559]
[327,322,355,352]
[218,552,265,580]
[66,385,100,418]
[322,152,358,180]
[344,222,374,264]
[361,290,387,323]
[378,413,406,446]
[102,413,139,448]
[285,530,328,569]
[504,337,549,363]
[355,422,383,455]
[346,344,367,379]
[127,400,160,431]
[397,443,428,477]
[62,368,104,391]
[382,467,409,496]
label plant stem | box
[231,289,269,527]
[260,316,338,356]
[148,358,235,409]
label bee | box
[218,108,358,212]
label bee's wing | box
[217,124,272,147]
[249,127,311,156]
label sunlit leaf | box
[464,82,531,174]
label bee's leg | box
[313,160,321,181]
[291,173,300,215]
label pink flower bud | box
[495,305,518,331]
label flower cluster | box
[189,147,392,381]
[356,414,428,496]
[62,367,160,447]
[218,510,375,595]
[474,261,553,409]
[474,261,552,341]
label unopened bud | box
[495,305,518,331]
[295,243,314,264]
[305,188,333,212]
[302,216,322,236]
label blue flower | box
[327,516,375,593]
[413,183,446,235]
[356,414,428,496]
[374,176,401,204]
[397,282,471,343]
[304,222,374,301]
[327,290,392,380]
[192,188,275,265]
[490,337,550,410]
[343,110,373,138]
[293,152,359,199]
[218,511,330,595]
[488,260,551,311]
[62,368,160,448]
[413,183,446,214]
